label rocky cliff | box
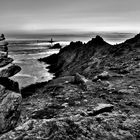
[1,34,140,139]
[41,35,140,79]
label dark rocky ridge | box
[50,43,62,49]
[40,34,140,78]
[0,57,13,68]
[39,35,115,77]
[2,34,140,139]
[0,64,21,77]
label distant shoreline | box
[6,32,136,45]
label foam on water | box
[9,41,59,88]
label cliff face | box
[42,34,140,79]
[41,36,111,77]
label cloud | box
[0,0,140,33]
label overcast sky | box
[0,0,140,34]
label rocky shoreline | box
[1,34,140,139]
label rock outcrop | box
[0,88,22,134]
[0,64,21,77]
[0,57,13,68]
[40,36,112,77]
[0,36,22,135]
[74,73,95,91]
[41,34,140,79]
[1,34,140,139]
[51,43,62,49]
[0,77,20,93]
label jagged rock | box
[0,90,22,134]
[21,76,74,98]
[48,76,75,86]
[74,73,94,90]
[51,43,62,49]
[0,77,19,93]
[0,40,8,58]
[39,53,58,64]
[118,88,138,94]
[88,103,114,116]
[0,40,8,46]
[98,71,110,79]
[122,115,140,131]
[31,102,65,119]
[93,70,125,82]
[1,112,137,140]
[93,71,110,81]
[15,120,34,131]
[0,58,13,68]
[91,35,106,45]
[0,85,6,101]
[0,64,21,77]
[2,34,139,139]
[125,33,140,44]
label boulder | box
[0,89,22,134]
[88,103,114,116]
[51,43,62,49]
[0,77,19,93]
[0,40,8,46]
[31,102,65,119]
[39,53,58,64]
[74,73,94,90]
[93,71,111,81]
[0,58,13,68]
[48,76,75,86]
[118,88,138,94]
[0,64,21,77]
[0,85,6,101]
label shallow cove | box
[8,40,60,88]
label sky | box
[0,0,140,40]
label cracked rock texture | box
[1,34,140,139]
[0,38,22,135]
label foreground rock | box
[0,73,21,135]
[87,103,114,116]
[74,73,95,91]
[0,113,137,139]
[0,64,21,77]
[0,37,22,135]
[0,87,22,134]
[51,43,62,49]
[1,34,140,139]
[0,58,13,68]
[0,77,20,92]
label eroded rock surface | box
[1,34,140,139]
[0,64,21,77]
[0,37,22,136]
[0,58,13,68]
[0,90,22,134]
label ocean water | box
[8,41,66,88]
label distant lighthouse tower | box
[50,38,53,46]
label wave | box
[13,73,33,78]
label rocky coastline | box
[1,34,140,139]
